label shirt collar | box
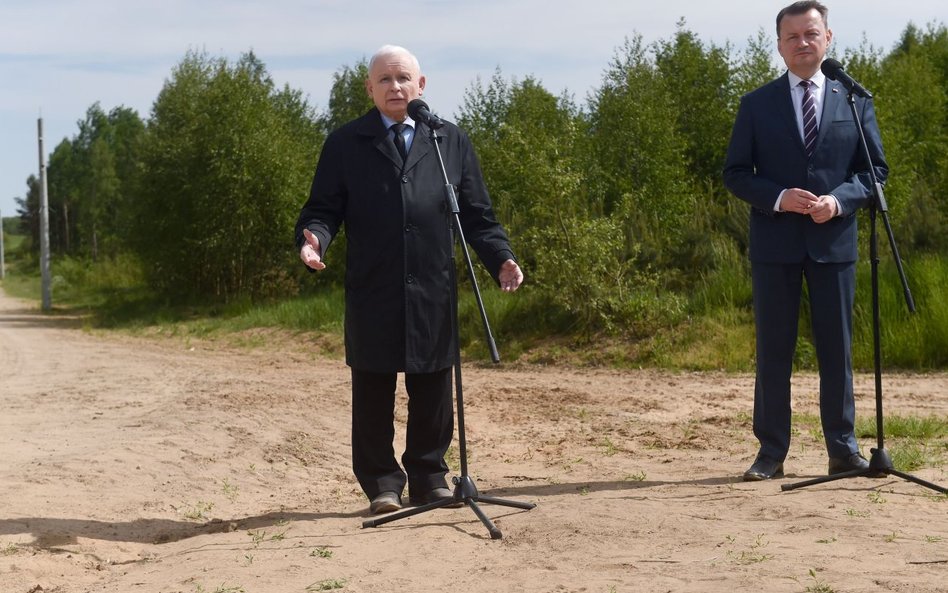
[379,112,416,130]
[788,67,826,89]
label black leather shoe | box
[828,453,870,475]
[409,486,462,507]
[369,491,402,515]
[743,456,784,481]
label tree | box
[135,50,323,301]
[319,58,374,134]
[654,21,734,185]
[588,36,697,266]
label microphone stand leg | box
[466,499,503,540]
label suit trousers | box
[350,367,453,499]
[752,258,859,462]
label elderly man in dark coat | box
[295,45,522,514]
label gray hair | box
[368,45,421,73]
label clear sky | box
[1,0,945,220]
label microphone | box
[821,59,873,99]
[407,98,445,129]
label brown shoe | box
[369,491,402,515]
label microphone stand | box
[782,90,946,494]
[362,123,537,538]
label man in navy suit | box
[723,1,888,480]
[296,46,523,513]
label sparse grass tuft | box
[307,579,346,591]
[804,568,836,593]
[180,501,214,521]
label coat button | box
[406,274,415,284]
[401,175,409,183]
[404,224,413,233]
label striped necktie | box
[800,80,818,157]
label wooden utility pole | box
[38,118,51,310]
[0,208,5,280]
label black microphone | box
[407,98,445,129]
[821,59,873,99]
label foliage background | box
[5,22,948,369]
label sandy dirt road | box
[0,288,946,593]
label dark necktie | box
[800,80,818,157]
[391,123,408,162]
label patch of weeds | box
[623,471,647,482]
[195,584,245,593]
[0,542,18,556]
[601,437,619,457]
[181,500,214,521]
[307,579,346,591]
[845,508,870,518]
[815,536,837,544]
[803,568,835,593]
[726,533,773,564]
[925,535,943,543]
[221,479,239,502]
[890,440,942,472]
[247,528,287,547]
[679,419,699,442]
[311,546,333,559]
[792,412,823,442]
[867,490,886,504]
[857,414,948,439]
[883,531,900,543]
[248,529,267,547]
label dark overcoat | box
[295,108,515,373]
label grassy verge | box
[3,245,948,371]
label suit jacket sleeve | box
[828,97,888,216]
[454,128,516,281]
[294,131,347,260]
[722,94,787,215]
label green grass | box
[3,242,948,371]
[852,254,948,369]
[856,414,948,471]
[856,414,948,440]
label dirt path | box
[0,288,946,593]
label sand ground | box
[0,288,945,593]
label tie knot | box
[799,80,812,89]
[391,123,406,134]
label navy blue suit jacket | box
[723,72,888,263]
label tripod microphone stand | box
[782,90,946,494]
[362,121,537,538]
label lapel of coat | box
[815,78,844,152]
[357,109,402,169]
[773,73,806,154]
[403,122,437,174]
